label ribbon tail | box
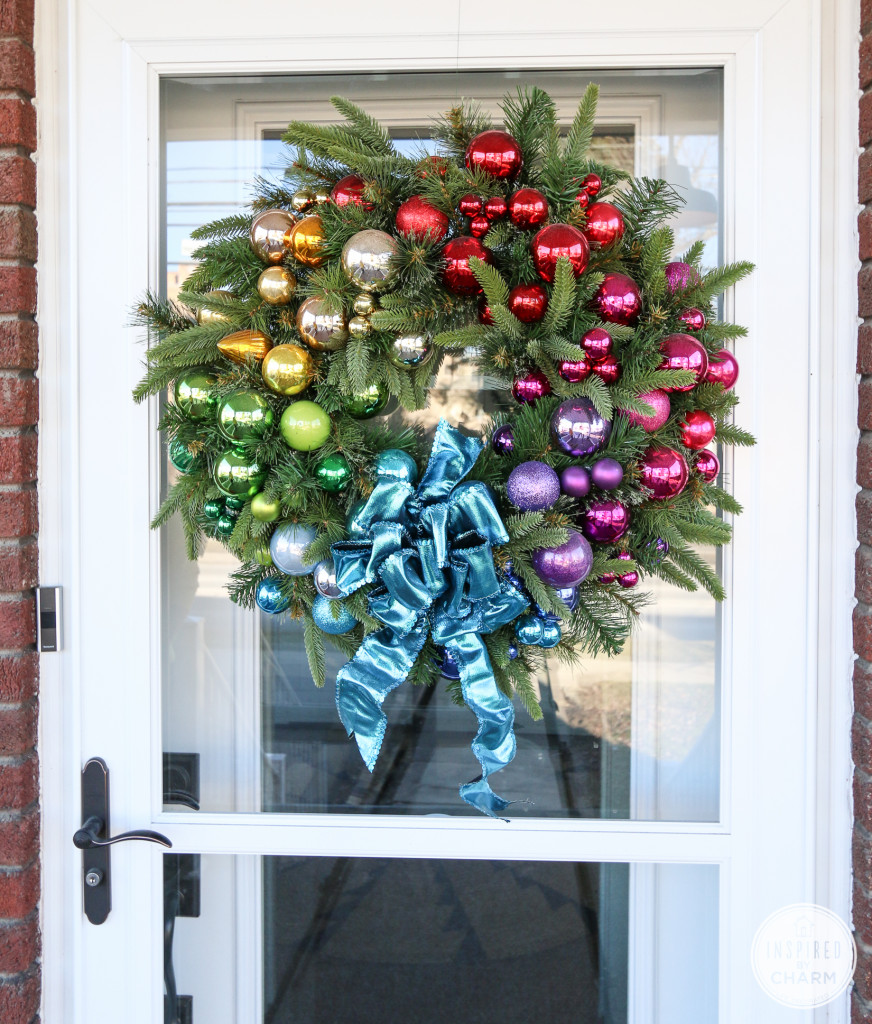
[335,621,428,772]
[450,633,516,820]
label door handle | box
[73,815,171,850]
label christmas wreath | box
[135,85,753,816]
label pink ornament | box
[658,333,708,391]
[639,446,689,501]
[704,349,739,390]
[395,196,449,241]
[678,307,706,332]
[508,188,548,229]
[512,369,551,404]
[531,223,589,282]
[695,449,720,483]
[558,358,591,383]
[680,410,716,450]
[508,283,548,323]
[458,194,483,217]
[581,328,612,364]
[441,236,492,295]
[592,354,621,384]
[465,129,523,179]
[592,272,642,325]
[591,457,623,490]
[483,196,508,221]
[599,572,617,584]
[664,261,700,293]
[582,499,630,543]
[583,202,625,248]
[618,571,639,588]
[622,389,671,432]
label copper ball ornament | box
[583,201,625,248]
[217,329,272,366]
[695,449,720,483]
[249,208,295,264]
[680,410,716,450]
[287,214,326,268]
[508,188,548,229]
[257,266,296,306]
[639,446,689,501]
[388,332,433,369]
[341,229,396,293]
[592,272,642,325]
[196,289,234,325]
[331,174,373,210]
[704,349,739,390]
[395,196,449,241]
[508,283,548,323]
[441,236,492,295]
[464,129,523,179]
[512,369,551,404]
[531,223,589,282]
[658,333,708,391]
[295,296,349,351]
[261,343,315,396]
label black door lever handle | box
[73,814,172,850]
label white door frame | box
[34,0,859,1021]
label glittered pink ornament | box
[678,307,706,332]
[592,354,621,384]
[679,410,716,450]
[622,389,671,432]
[582,499,630,543]
[558,358,591,383]
[639,446,689,501]
[583,201,625,248]
[664,261,700,293]
[704,349,739,390]
[592,272,642,325]
[695,449,720,483]
[512,369,551,404]
[658,333,708,391]
[581,328,612,364]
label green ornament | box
[217,389,274,443]
[214,448,267,498]
[224,496,245,512]
[174,369,217,421]
[344,382,388,419]
[216,513,236,538]
[203,499,224,520]
[315,453,352,493]
[253,541,273,566]
[251,492,281,522]
[169,439,197,474]
[279,400,331,451]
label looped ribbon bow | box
[331,420,528,817]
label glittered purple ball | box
[491,424,515,455]
[551,397,611,457]
[664,261,700,294]
[531,528,594,587]
[591,457,624,490]
[506,460,560,511]
[560,464,591,498]
[582,499,630,544]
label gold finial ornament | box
[257,266,297,306]
[249,209,296,264]
[288,214,326,268]
[261,343,315,395]
[217,329,273,365]
[295,297,349,351]
[291,189,316,213]
[196,290,235,326]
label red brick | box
[863,209,872,261]
[0,597,33,649]
[0,434,35,484]
[0,209,36,264]
[0,971,39,1024]
[0,99,34,152]
[857,714,872,775]
[0,267,35,315]
[853,987,872,1023]
[0,917,37,974]
[0,704,35,759]
[0,860,37,920]
[860,548,872,605]
[0,490,36,541]
[0,40,33,97]
[0,543,36,591]
[0,1,34,43]
[857,659,872,720]
[0,378,35,427]
[0,155,35,207]
[0,810,38,866]
[864,37,872,90]
[857,768,872,833]
[861,327,872,375]
[0,758,35,810]
[0,654,36,702]
[862,94,872,147]
[857,880,872,948]
[856,605,872,662]
[861,436,872,489]
[0,322,36,371]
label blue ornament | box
[539,621,562,648]
[507,643,519,660]
[312,594,358,635]
[375,449,418,484]
[345,498,368,539]
[269,523,318,576]
[647,537,669,563]
[515,614,545,646]
[491,424,515,455]
[255,578,290,615]
[506,460,561,512]
[555,586,579,611]
[435,647,461,679]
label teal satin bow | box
[331,420,528,817]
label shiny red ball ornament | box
[558,358,591,382]
[639,446,689,501]
[469,215,490,238]
[484,196,508,221]
[479,298,495,325]
[395,196,449,241]
[441,236,492,295]
[695,449,720,483]
[331,174,373,210]
[508,188,549,229]
[512,370,552,404]
[465,130,523,180]
[583,201,625,248]
[581,328,613,364]
[678,307,706,332]
[531,223,589,282]
[459,194,483,217]
[582,172,602,195]
[703,349,739,390]
[680,410,716,450]
[658,333,709,391]
[508,283,548,323]
[592,354,621,384]
[575,191,591,210]
[592,272,643,325]
[418,155,448,179]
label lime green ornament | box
[279,400,331,452]
[214,448,266,498]
[203,499,223,520]
[315,453,352,493]
[174,369,217,421]
[217,389,274,443]
[251,492,281,522]
[344,382,388,419]
[169,439,197,473]
[253,541,273,566]
[216,513,236,538]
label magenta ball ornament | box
[622,389,671,432]
[658,333,708,391]
[512,369,551,404]
[592,272,642,325]
[506,460,561,511]
[695,449,720,483]
[580,328,612,363]
[560,465,591,498]
[465,129,524,179]
[491,424,515,455]
[678,307,706,332]
[531,528,594,588]
[664,261,700,293]
[618,570,639,588]
[558,358,590,383]
[704,349,739,390]
[591,457,624,490]
[680,409,716,450]
[551,397,611,457]
[582,499,630,544]
[639,446,689,500]
[592,354,621,384]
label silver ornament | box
[313,558,343,599]
[269,523,318,576]
[341,229,396,293]
[295,296,348,351]
[388,332,433,369]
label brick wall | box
[0,0,38,1021]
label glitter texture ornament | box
[295,297,349,351]
[592,272,642,325]
[270,523,318,576]
[217,329,272,366]
[695,449,720,483]
[261,344,314,396]
[395,196,449,241]
[251,493,280,523]
[217,390,274,443]
[330,174,372,210]
[531,223,589,282]
[582,499,630,544]
[512,369,551,404]
[622,390,671,432]
[490,424,515,455]
[312,595,358,635]
[558,358,591,383]
[257,266,296,306]
[388,333,433,369]
[249,209,295,263]
[581,328,612,363]
[659,334,708,391]
[704,349,739,390]
[287,214,326,268]
[315,453,352,493]
[591,457,624,490]
[639,446,689,500]
[583,201,625,247]
[174,369,216,421]
[213,449,266,499]
[256,579,290,615]
[341,229,396,293]
[532,529,594,587]
[560,465,591,498]
[344,382,389,419]
[506,460,561,512]
[551,397,611,457]
[680,410,716,450]
[313,559,343,599]
[279,400,331,451]
[508,188,548,228]
[442,236,492,295]
[664,261,700,293]
[508,283,548,323]
[374,449,417,484]
[515,614,545,646]
[678,307,706,332]
[465,129,523,179]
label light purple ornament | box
[531,528,594,587]
[582,499,630,544]
[551,397,611,457]
[491,424,515,455]
[664,261,700,294]
[591,457,624,490]
[560,464,591,498]
[622,389,671,433]
[506,460,560,511]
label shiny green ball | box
[213,448,267,498]
[216,513,236,538]
[217,389,274,443]
[251,492,281,522]
[174,369,217,421]
[539,620,562,648]
[203,499,224,520]
[315,453,352,493]
[224,496,245,512]
[279,400,332,451]
[515,613,545,646]
[345,498,368,539]
[343,382,388,419]
[374,449,417,484]
[169,439,197,474]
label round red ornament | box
[508,283,548,323]
[592,354,621,384]
[459,194,483,217]
[469,215,490,238]
[639,446,689,501]
[695,449,720,483]
[583,201,625,248]
[658,333,708,391]
[703,349,739,390]
[418,155,448,179]
[484,196,508,221]
[395,196,449,241]
[558,358,591,382]
[465,129,523,180]
[582,173,602,195]
[331,174,372,210]
[478,298,495,325]
[581,328,612,363]
[678,307,706,332]
[575,191,590,210]
[680,410,716,450]
[441,236,492,295]
[592,272,642,325]
[531,223,589,282]
[508,188,549,229]
[512,370,552,404]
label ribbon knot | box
[330,420,528,816]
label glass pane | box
[160,69,723,819]
[164,854,718,1024]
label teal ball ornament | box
[315,453,352,493]
[217,389,274,443]
[344,382,388,419]
[374,449,417,484]
[174,369,217,421]
[269,523,318,576]
[312,595,358,635]
[539,621,562,648]
[515,614,545,646]
[345,498,368,539]
[203,498,223,521]
[169,439,197,473]
[256,578,290,615]
[214,448,267,498]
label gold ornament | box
[295,297,349,351]
[388,332,434,369]
[348,315,371,338]
[257,266,296,306]
[353,293,377,316]
[261,343,315,395]
[341,229,396,293]
[291,189,315,213]
[249,209,296,264]
[217,329,273,365]
[288,214,326,268]
[197,289,235,326]
[313,189,331,206]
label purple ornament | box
[560,464,591,498]
[436,648,460,680]
[591,457,624,490]
[622,389,671,432]
[618,571,639,588]
[599,572,617,584]
[491,424,515,455]
[664,261,700,294]
[551,397,611,457]
[506,460,560,511]
[647,537,669,563]
[531,528,594,587]
[582,499,630,543]
[555,585,579,611]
